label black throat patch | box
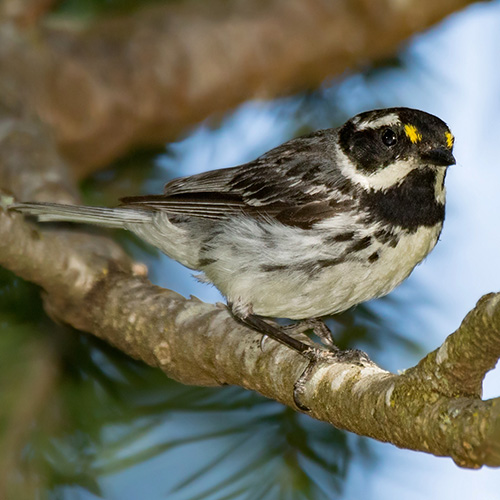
[360,168,445,231]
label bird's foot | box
[283,318,337,349]
[293,346,371,411]
[228,303,370,411]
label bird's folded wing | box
[121,132,353,229]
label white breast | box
[128,208,442,321]
[205,218,442,319]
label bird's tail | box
[9,202,152,229]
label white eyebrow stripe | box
[356,113,400,130]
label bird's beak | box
[420,147,456,167]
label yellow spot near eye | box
[404,124,422,144]
[445,131,454,149]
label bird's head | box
[337,107,455,191]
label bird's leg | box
[229,303,372,411]
[232,311,319,411]
[229,302,336,411]
[283,318,338,349]
[231,307,317,357]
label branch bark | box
[0,337,60,499]
[1,203,500,468]
[1,0,479,176]
[1,0,57,27]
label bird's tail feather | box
[10,202,152,229]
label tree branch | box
[0,337,60,499]
[32,0,480,175]
[1,0,57,27]
[1,202,500,468]
[411,294,500,398]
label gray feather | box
[10,202,152,228]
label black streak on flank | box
[260,263,288,272]
[198,257,217,267]
[361,168,445,231]
[329,231,356,243]
[374,228,392,243]
[349,236,372,252]
[374,228,399,248]
[315,256,344,269]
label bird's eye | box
[382,129,397,147]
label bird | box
[10,107,456,359]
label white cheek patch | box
[434,168,446,204]
[337,150,417,190]
[336,151,371,189]
[365,159,416,190]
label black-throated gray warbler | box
[11,107,456,357]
